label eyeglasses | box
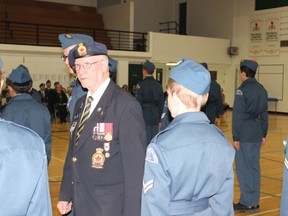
[61,54,68,62]
[74,60,103,71]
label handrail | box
[0,20,147,52]
[159,21,179,34]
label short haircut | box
[39,83,45,88]
[7,79,32,94]
[46,80,51,84]
[240,65,256,78]
[167,78,208,109]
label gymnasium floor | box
[49,111,286,215]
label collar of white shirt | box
[87,78,111,117]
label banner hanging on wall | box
[249,16,280,56]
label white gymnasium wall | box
[0,44,73,90]
[133,0,176,33]
[186,0,234,39]
[98,2,133,31]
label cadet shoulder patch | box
[236,89,243,96]
[146,147,159,164]
[143,179,154,194]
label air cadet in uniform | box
[281,139,288,216]
[232,60,268,212]
[136,60,164,143]
[200,63,222,124]
[57,41,146,216]
[141,59,235,216]
[0,118,52,215]
[0,65,52,164]
[58,33,94,120]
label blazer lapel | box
[74,80,116,152]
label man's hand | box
[57,201,72,215]
[234,141,240,151]
[262,138,266,146]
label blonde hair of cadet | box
[167,78,208,110]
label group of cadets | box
[0,33,288,216]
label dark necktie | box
[75,96,94,146]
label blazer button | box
[72,157,77,162]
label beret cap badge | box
[77,43,87,56]
[65,33,73,39]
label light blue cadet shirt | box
[141,59,235,216]
[0,119,52,216]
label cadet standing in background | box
[142,59,235,216]
[57,41,146,216]
[200,62,223,124]
[233,60,268,212]
[0,65,52,164]
[58,33,94,119]
[136,60,164,143]
[0,118,52,216]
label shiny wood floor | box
[49,111,285,215]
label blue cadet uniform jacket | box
[0,119,52,216]
[0,93,52,164]
[68,78,86,121]
[202,80,223,124]
[142,112,235,216]
[136,76,164,126]
[59,80,147,216]
[232,78,268,142]
[281,139,288,216]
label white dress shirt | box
[86,78,110,117]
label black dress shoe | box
[233,202,259,212]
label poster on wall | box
[264,17,280,55]
[249,18,264,55]
[249,16,280,56]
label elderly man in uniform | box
[233,59,268,212]
[141,58,235,216]
[136,60,164,143]
[0,118,52,215]
[57,41,146,216]
[0,65,51,164]
[59,33,118,120]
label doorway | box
[179,2,187,35]
[128,64,142,92]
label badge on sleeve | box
[91,148,105,169]
[92,123,113,141]
[236,89,243,96]
[143,179,154,194]
[145,147,159,164]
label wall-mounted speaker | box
[227,47,239,56]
